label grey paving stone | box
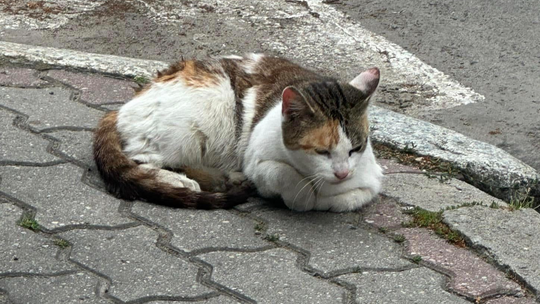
[149,297,240,304]
[444,206,540,296]
[379,158,423,174]
[0,204,73,274]
[363,197,412,229]
[382,173,506,212]
[0,67,47,87]
[0,109,59,164]
[60,226,210,302]
[132,202,267,253]
[252,209,410,273]
[0,87,102,131]
[486,296,538,304]
[339,267,470,304]
[48,130,94,166]
[0,272,108,304]
[47,70,136,104]
[397,228,521,299]
[199,248,344,304]
[0,164,132,230]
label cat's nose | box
[334,170,349,180]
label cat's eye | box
[348,145,363,157]
[315,149,330,157]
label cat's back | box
[117,54,318,170]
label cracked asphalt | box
[1,65,539,303]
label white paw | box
[316,188,376,212]
[158,170,201,192]
[282,181,317,212]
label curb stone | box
[1,41,537,204]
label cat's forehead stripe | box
[299,119,340,150]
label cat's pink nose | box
[334,170,349,180]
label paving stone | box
[234,197,269,212]
[382,173,506,212]
[444,206,540,296]
[0,109,59,164]
[0,204,73,274]
[199,248,344,304]
[0,272,108,304]
[0,87,102,131]
[363,197,412,229]
[379,158,423,174]
[132,202,267,253]
[60,226,210,302]
[47,70,136,104]
[339,267,470,303]
[0,67,47,87]
[252,209,410,273]
[397,227,521,299]
[149,297,240,304]
[48,129,94,166]
[0,164,131,230]
[486,296,538,304]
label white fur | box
[243,104,383,212]
[118,73,241,171]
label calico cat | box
[93,54,383,211]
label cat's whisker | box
[294,174,317,190]
[292,175,318,208]
[305,175,324,210]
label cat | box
[93,53,383,211]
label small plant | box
[378,227,388,234]
[508,187,537,211]
[404,207,465,247]
[19,216,39,231]
[412,255,422,263]
[393,234,405,243]
[489,201,500,209]
[254,222,265,232]
[133,75,150,85]
[264,234,280,242]
[54,239,69,249]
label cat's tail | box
[92,111,255,209]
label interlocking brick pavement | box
[1,64,537,303]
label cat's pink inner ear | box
[349,67,380,96]
[282,86,297,116]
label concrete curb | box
[1,41,538,203]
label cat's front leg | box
[246,160,317,211]
[315,187,377,212]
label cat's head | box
[281,68,379,183]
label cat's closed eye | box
[315,149,330,157]
[348,145,363,157]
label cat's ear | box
[282,86,315,118]
[349,67,380,97]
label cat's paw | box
[281,182,317,212]
[316,188,376,212]
[156,169,202,192]
[226,171,248,186]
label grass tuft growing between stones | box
[404,207,465,247]
[411,255,422,263]
[264,234,280,242]
[19,216,39,231]
[133,75,150,85]
[54,239,69,249]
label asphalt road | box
[336,0,540,170]
[1,0,538,171]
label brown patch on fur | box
[298,119,340,151]
[249,56,323,128]
[182,167,227,192]
[155,59,221,87]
